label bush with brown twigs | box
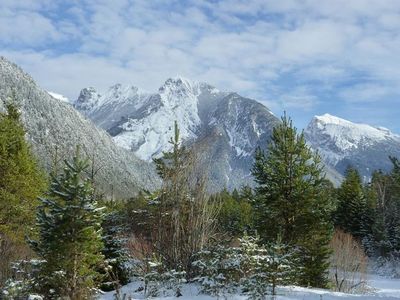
[329,230,369,293]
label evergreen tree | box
[385,157,400,253]
[361,159,400,257]
[31,149,104,299]
[239,234,270,299]
[251,114,333,287]
[0,99,46,242]
[100,202,131,291]
[264,236,298,296]
[0,97,46,286]
[334,167,372,241]
[213,188,254,237]
[123,190,159,239]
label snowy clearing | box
[99,274,400,300]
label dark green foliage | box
[251,114,333,287]
[31,149,104,299]
[212,187,254,236]
[367,159,400,256]
[100,201,131,291]
[123,190,160,240]
[263,236,299,295]
[138,255,186,298]
[335,159,400,259]
[1,259,43,299]
[334,167,372,241]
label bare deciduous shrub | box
[126,234,154,261]
[329,230,368,293]
[151,123,219,275]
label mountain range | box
[73,77,280,191]
[1,56,399,195]
[74,79,400,185]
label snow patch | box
[47,91,69,103]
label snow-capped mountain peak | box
[100,84,146,106]
[310,113,398,151]
[74,87,101,115]
[160,76,196,91]
[305,113,400,178]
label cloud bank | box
[1,0,399,131]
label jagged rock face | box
[74,87,101,115]
[0,56,160,199]
[305,113,400,180]
[74,77,281,191]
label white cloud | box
[339,83,395,103]
[277,85,319,111]
[1,0,400,127]
[0,10,61,45]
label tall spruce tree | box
[359,159,400,257]
[251,114,333,287]
[31,149,104,299]
[334,167,372,241]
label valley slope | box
[0,56,159,198]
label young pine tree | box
[153,121,217,274]
[251,114,333,287]
[100,203,131,291]
[31,149,104,299]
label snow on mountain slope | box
[0,56,159,198]
[75,78,224,161]
[310,113,396,151]
[73,77,279,191]
[47,91,69,103]
[112,78,205,160]
[305,113,400,178]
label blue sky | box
[1,0,400,132]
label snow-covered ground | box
[99,274,400,300]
